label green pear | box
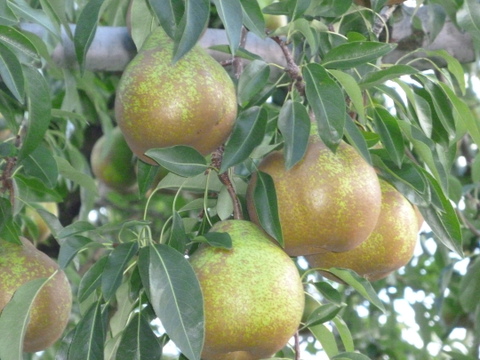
[189,220,304,360]
[90,126,137,192]
[306,179,419,282]
[257,0,288,31]
[0,237,72,352]
[246,134,382,257]
[115,27,237,164]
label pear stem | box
[294,331,301,360]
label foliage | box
[1,0,480,359]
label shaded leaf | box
[21,144,58,188]
[58,221,96,239]
[344,116,372,165]
[58,235,93,269]
[148,0,183,38]
[329,69,365,122]
[359,65,417,89]
[332,352,373,360]
[0,1,17,25]
[145,146,208,177]
[373,106,405,167]
[212,0,242,54]
[237,60,270,106]
[55,156,98,195]
[8,0,59,38]
[322,42,396,69]
[168,211,188,253]
[78,256,108,303]
[304,303,344,328]
[240,0,266,39]
[0,42,24,103]
[136,160,162,198]
[196,232,232,249]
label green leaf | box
[136,160,162,198]
[325,268,386,313]
[58,220,96,239]
[58,235,93,269]
[332,317,355,352]
[309,323,339,358]
[13,174,62,203]
[18,66,51,161]
[55,156,99,195]
[332,352,373,360]
[21,145,58,188]
[277,100,311,170]
[425,50,465,94]
[8,0,59,38]
[373,106,405,167]
[314,281,342,305]
[220,107,267,173]
[168,211,188,253]
[457,0,480,45]
[68,300,106,360]
[322,42,396,69]
[240,0,266,39]
[459,257,480,312]
[145,146,208,177]
[0,198,15,241]
[303,63,346,150]
[78,256,108,303]
[38,0,73,40]
[344,116,372,165]
[138,244,204,360]
[148,0,183,38]
[115,312,163,360]
[102,242,139,302]
[74,0,105,72]
[237,60,271,106]
[306,0,351,17]
[212,0,243,54]
[0,42,24,103]
[0,0,17,25]
[304,303,343,328]
[0,277,49,360]
[196,232,232,249]
[251,171,283,246]
[328,69,366,122]
[173,0,210,63]
[359,65,418,89]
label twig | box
[294,331,301,360]
[372,4,399,38]
[271,36,305,96]
[210,146,243,220]
[232,27,249,79]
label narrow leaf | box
[237,60,270,106]
[344,116,372,165]
[332,352,373,360]
[277,100,310,169]
[322,42,396,69]
[20,144,58,188]
[148,0,183,38]
[55,156,99,194]
[359,65,418,89]
[304,303,343,328]
[0,42,24,103]
[145,146,208,177]
[220,107,267,173]
[309,323,339,358]
[373,106,405,167]
[58,235,93,269]
[251,171,283,246]
[212,0,242,54]
[78,257,108,302]
[459,257,480,312]
[240,0,266,39]
[328,69,366,122]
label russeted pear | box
[115,27,237,164]
[90,127,137,192]
[0,237,72,352]
[189,220,305,360]
[306,179,419,282]
[246,134,382,257]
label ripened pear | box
[115,27,237,164]
[189,220,305,360]
[0,237,72,352]
[246,134,382,256]
[306,179,419,282]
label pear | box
[189,220,304,360]
[257,0,288,31]
[115,27,237,164]
[305,179,419,282]
[0,237,72,352]
[246,134,382,256]
[90,126,137,192]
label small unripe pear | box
[190,220,304,360]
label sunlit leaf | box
[309,323,339,358]
[303,303,344,328]
[329,69,365,122]
[322,42,396,69]
[145,146,208,177]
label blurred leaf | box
[8,0,59,38]
[325,268,386,313]
[173,0,210,63]
[306,0,351,17]
[212,0,242,55]
[309,323,339,357]
[322,42,396,69]
[68,300,106,360]
[425,49,465,94]
[240,0,266,39]
[102,242,139,302]
[13,174,63,203]
[145,146,208,177]
[277,100,310,170]
[329,69,365,122]
[0,1,17,25]
[0,43,24,103]
[38,0,73,39]
[0,198,15,242]
[78,256,108,303]
[359,65,418,89]
[55,155,98,195]
[314,281,343,305]
[304,303,344,328]
[58,221,96,239]
[303,63,345,150]
[373,106,405,167]
[148,0,183,38]
[251,171,283,246]
[195,232,232,249]
[332,317,354,352]
[220,107,267,173]
[115,312,163,360]
[332,353,372,360]
[136,160,162,198]
[58,235,93,269]
[0,277,49,360]
[74,0,105,72]
[21,145,58,188]
[138,244,204,360]
[237,60,270,106]
[457,0,480,45]
[344,116,372,165]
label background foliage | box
[1,0,480,359]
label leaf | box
[372,106,405,167]
[277,100,311,169]
[332,317,354,352]
[220,107,267,173]
[459,257,480,312]
[344,116,372,165]
[138,244,204,360]
[145,146,208,177]
[78,256,108,303]
[314,281,342,305]
[325,268,386,313]
[322,42,396,69]
[148,0,183,38]
[212,0,243,55]
[74,0,105,72]
[457,0,480,45]
[424,49,465,94]
[332,352,373,360]
[303,63,346,150]
[58,235,94,269]
[115,312,163,360]
[251,171,283,246]
[18,65,51,161]
[0,42,24,103]
[102,242,139,302]
[8,0,59,38]
[173,0,210,63]
[0,198,15,241]
[20,144,58,188]
[58,220,96,239]
[237,60,270,106]
[68,300,106,360]
[196,232,232,249]
[240,0,266,39]
[328,69,366,122]
[0,0,17,25]
[303,303,344,328]
[309,323,339,358]
[136,160,162,198]
[168,211,188,253]
[359,65,417,89]
[0,277,49,360]
[55,156,99,194]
